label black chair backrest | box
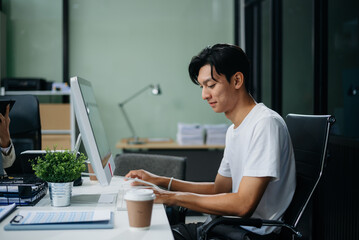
[0,95,41,174]
[114,153,186,180]
[284,114,335,228]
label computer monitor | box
[70,76,115,186]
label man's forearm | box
[154,176,272,217]
[165,192,249,217]
[155,176,216,194]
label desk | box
[0,176,174,240]
[117,138,225,182]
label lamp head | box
[151,84,161,95]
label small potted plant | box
[30,148,87,207]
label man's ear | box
[233,72,244,89]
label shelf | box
[117,138,225,150]
[2,89,75,150]
[4,90,70,96]
[42,130,72,135]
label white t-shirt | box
[218,103,296,235]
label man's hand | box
[152,188,178,205]
[0,104,11,148]
[125,169,162,187]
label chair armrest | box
[199,216,302,240]
[200,216,262,239]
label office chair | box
[199,114,336,240]
[0,95,41,174]
[114,153,186,180]
[114,152,187,224]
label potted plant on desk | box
[30,149,87,207]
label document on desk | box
[4,210,114,231]
[11,210,111,224]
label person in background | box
[0,104,16,176]
[126,44,296,240]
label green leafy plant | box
[30,148,87,183]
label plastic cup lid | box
[124,189,156,201]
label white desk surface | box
[0,176,174,240]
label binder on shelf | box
[204,124,228,146]
[176,123,204,145]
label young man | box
[126,44,296,239]
[0,104,16,176]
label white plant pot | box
[48,182,73,207]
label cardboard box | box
[42,135,71,150]
[39,104,70,130]
[87,164,98,181]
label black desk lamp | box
[118,84,161,144]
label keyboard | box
[116,178,160,211]
[116,189,127,211]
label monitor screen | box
[70,76,115,186]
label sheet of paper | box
[98,193,116,204]
[0,203,16,222]
[11,210,111,225]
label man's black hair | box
[188,43,250,92]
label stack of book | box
[0,175,47,206]
[204,124,229,145]
[176,123,204,145]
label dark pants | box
[172,222,204,240]
[171,222,279,240]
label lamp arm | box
[118,84,154,107]
[119,104,137,139]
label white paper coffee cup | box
[124,189,156,230]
